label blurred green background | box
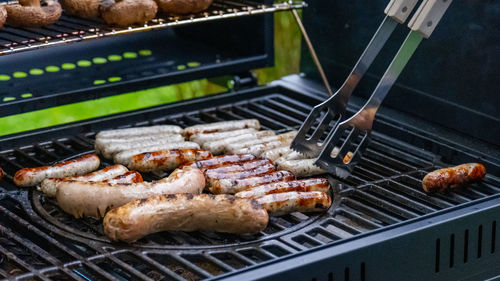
[0,10,301,136]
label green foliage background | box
[0,10,301,136]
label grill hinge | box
[230,72,258,90]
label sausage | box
[235,139,294,157]
[191,154,257,170]
[225,131,296,154]
[422,163,486,193]
[14,154,100,187]
[208,170,296,194]
[113,142,200,165]
[204,159,274,178]
[127,149,212,172]
[183,119,260,137]
[189,128,257,144]
[202,131,276,155]
[235,178,330,198]
[207,163,275,180]
[260,146,294,161]
[39,164,129,197]
[255,191,332,216]
[100,136,187,158]
[103,171,143,184]
[96,125,183,139]
[56,165,205,219]
[103,193,269,243]
[95,133,184,154]
[277,159,325,177]
[207,164,279,194]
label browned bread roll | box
[155,0,213,14]
[60,0,100,18]
[0,6,6,29]
[5,0,62,28]
[100,0,158,27]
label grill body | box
[0,0,499,280]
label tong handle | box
[408,0,453,38]
[384,0,419,24]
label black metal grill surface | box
[0,87,499,280]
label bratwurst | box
[56,165,205,219]
[189,128,257,145]
[113,142,200,165]
[208,170,296,194]
[235,178,330,198]
[14,154,100,187]
[126,149,212,172]
[103,193,269,243]
[96,125,182,139]
[39,164,129,197]
[191,154,257,170]
[183,119,260,137]
[255,191,332,216]
[422,163,486,193]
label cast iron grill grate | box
[0,90,499,280]
[0,0,305,56]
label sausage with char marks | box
[191,154,256,170]
[202,131,275,155]
[127,149,212,172]
[209,170,295,194]
[95,133,183,154]
[204,159,273,178]
[39,164,129,197]
[96,125,182,139]
[56,166,205,219]
[189,128,257,145]
[113,142,200,165]
[14,154,100,187]
[100,136,186,159]
[255,191,331,216]
[236,178,330,198]
[183,119,260,137]
[422,163,486,193]
[277,159,325,177]
[103,193,269,243]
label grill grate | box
[0,0,305,56]
[0,88,499,280]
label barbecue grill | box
[0,0,499,280]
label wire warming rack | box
[0,0,305,56]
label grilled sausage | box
[191,154,257,170]
[14,154,100,187]
[103,171,143,184]
[207,163,275,180]
[260,146,294,161]
[189,128,257,144]
[235,178,330,198]
[255,191,332,216]
[103,193,269,242]
[422,163,486,193]
[208,170,295,194]
[39,164,129,197]
[56,165,205,218]
[95,133,184,154]
[113,142,200,165]
[96,125,182,139]
[183,119,260,137]
[127,149,212,172]
[225,131,296,154]
[204,159,273,178]
[202,131,276,155]
[277,159,325,177]
[100,136,186,159]
[235,139,294,157]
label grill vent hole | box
[491,221,496,254]
[435,238,440,273]
[344,267,350,281]
[360,262,366,281]
[477,225,483,258]
[464,229,469,263]
[449,234,455,268]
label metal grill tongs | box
[292,0,453,178]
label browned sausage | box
[208,170,296,194]
[103,193,269,243]
[206,163,276,193]
[191,154,257,170]
[126,149,212,172]
[422,163,486,193]
[14,154,101,187]
[204,159,273,177]
[56,166,205,219]
[235,178,330,198]
[255,191,332,216]
[39,164,129,197]
[103,171,143,184]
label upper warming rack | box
[0,0,305,56]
